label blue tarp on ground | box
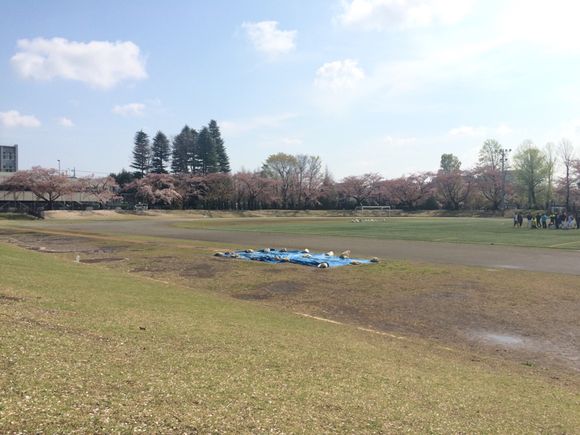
[222,249,372,268]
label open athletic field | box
[1,213,579,432]
[177,216,580,249]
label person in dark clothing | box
[535,213,541,229]
[517,213,523,227]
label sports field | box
[1,214,579,432]
[177,216,580,249]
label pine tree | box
[171,126,191,174]
[208,120,230,172]
[187,128,200,174]
[151,131,171,173]
[197,127,218,175]
[130,130,151,176]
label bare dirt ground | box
[2,227,579,377]
[40,219,580,275]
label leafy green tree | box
[440,153,461,173]
[130,130,151,176]
[197,127,218,175]
[110,169,136,187]
[209,120,230,173]
[513,140,548,208]
[151,131,171,174]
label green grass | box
[177,217,580,249]
[1,242,579,432]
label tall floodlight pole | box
[500,148,511,211]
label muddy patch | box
[235,293,271,301]
[3,233,122,255]
[181,263,218,278]
[259,281,305,294]
[130,266,166,273]
[80,257,127,264]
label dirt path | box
[42,219,580,275]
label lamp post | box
[499,148,511,211]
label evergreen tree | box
[187,128,200,174]
[208,120,230,172]
[130,130,151,176]
[171,126,192,174]
[151,131,171,173]
[197,127,218,175]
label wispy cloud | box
[338,0,475,30]
[57,117,74,127]
[112,103,146,117]
[242,21,297,57]
[314,59,366,92]
[221,113,298,137]
[0,110,41,127]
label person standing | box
[541,213,548,229]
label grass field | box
[177,217,580,249]
[1,222,579,432]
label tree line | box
[130,120,230,176]
[2,136,579,212]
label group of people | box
[513,211,579,229]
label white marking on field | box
[493,264,523,270]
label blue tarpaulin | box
[220,249,373,268]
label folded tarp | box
[221,249,372,268]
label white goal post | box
[355,205,392,216]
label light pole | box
[499,148,511,211]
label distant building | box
[0,145,18,172]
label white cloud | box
[314,59,365,91]
[221,113,298,137]
[0,110,41,128]
[11,37,147,89]
[338,0,474,30]
[57,117,74,127]
[498,0,580,54]
[448,124,514,138]
[281,137,303,146]
[382,135,417,146]
[112,103,146,117]
[448,126,484,137]
[242,21,297,57]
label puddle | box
[493,264,523,270]
[468,330,526,347]
[79,257,127,264]
[481,333,524,346]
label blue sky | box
[1,0,580,178]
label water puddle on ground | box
[468,330,528,348]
